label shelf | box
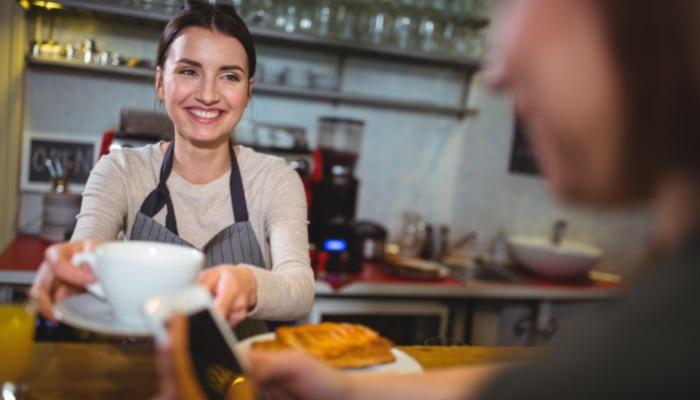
[33,0,485,71]
[27,55,477,118]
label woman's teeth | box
[190,109,222,119]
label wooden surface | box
[22,342,538,399]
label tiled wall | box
[18,13,652,276]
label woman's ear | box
[155,65,165,101]
[248,77,255,98]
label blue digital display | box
[323,239,347,252]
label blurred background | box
[0,0,653,346]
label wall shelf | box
[27,55,477,118]
[34,0,485,71]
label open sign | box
[21,132,99,192]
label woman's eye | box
[223,74,241,82]
[180,69,197,76]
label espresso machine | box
[309,117,364,274]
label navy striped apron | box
[130,141,267,339]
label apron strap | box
[138,141,250,234]
[139,142,179,234]
[228,144,249,223]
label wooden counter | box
[21,342,538,399]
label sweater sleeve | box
[245,163,314,321]
[71,152,129,242]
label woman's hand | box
[198,265,257,326]
[30,240,100,321]
[153,314,207,400]
[247,351,350,400]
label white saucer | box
[237,332,423,374]
[53,293,151,337]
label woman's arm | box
[247,164,315,321]
[71,152,129,241]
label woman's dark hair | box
[156,0,256,77]
[597,1,700,199]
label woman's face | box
[488,0,625,206]
[156,27,253,146]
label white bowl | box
[508,235,602,279]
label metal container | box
[352,221,387,261]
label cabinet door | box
[308,298,449,345]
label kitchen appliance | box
[351,221,387,261]
[100,109,173,156]
[309,117,364,274]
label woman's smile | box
[185,107,226,124]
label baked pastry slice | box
[251,322,396,369]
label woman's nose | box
[195,78,220,105]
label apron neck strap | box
[228,143,249,222]
[139,142,179,233]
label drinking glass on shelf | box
[449,23,473,55]
[246,0,274,27]
[283,2,298,33]
[333,0,360,41]
[314,0,334,37]
[466,28,488,59]
[366,0,396,45]
[448,0,476,15]
[392,0,418,50]
[417,11,445,52]
[296,0,316,34]
[0,286,37,399]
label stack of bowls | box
[41,193,82,242]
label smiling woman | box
[30,0,314,340]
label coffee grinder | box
[309,117,364,274]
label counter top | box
[23,342,538,399]
[1,235,622,301]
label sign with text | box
[21,133,99,192]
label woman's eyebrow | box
[175,58,244,73]
[220,65,245,72]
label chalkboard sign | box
[21,133,99,192]
[509,118,540,175]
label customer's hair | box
[156,0,256,77]
[597,1,700,198]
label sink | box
[508,235,602,280]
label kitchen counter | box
[1,235,622,301]
[22,342,539,399]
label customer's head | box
[155,0,256,145]
[487,0,700,207]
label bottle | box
[420,224,434,260]
[438,225,450,261]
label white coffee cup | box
[71,241,204,326]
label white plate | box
[236,332,423,374]
[53,293,151,337]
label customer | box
[160,0,700,398]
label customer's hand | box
[247,351,350,400]
[153,314,207,400]
[30,240,100,321]
[198,265,257,326]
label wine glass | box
[0,286,36,399]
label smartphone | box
[143,285,249,400]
